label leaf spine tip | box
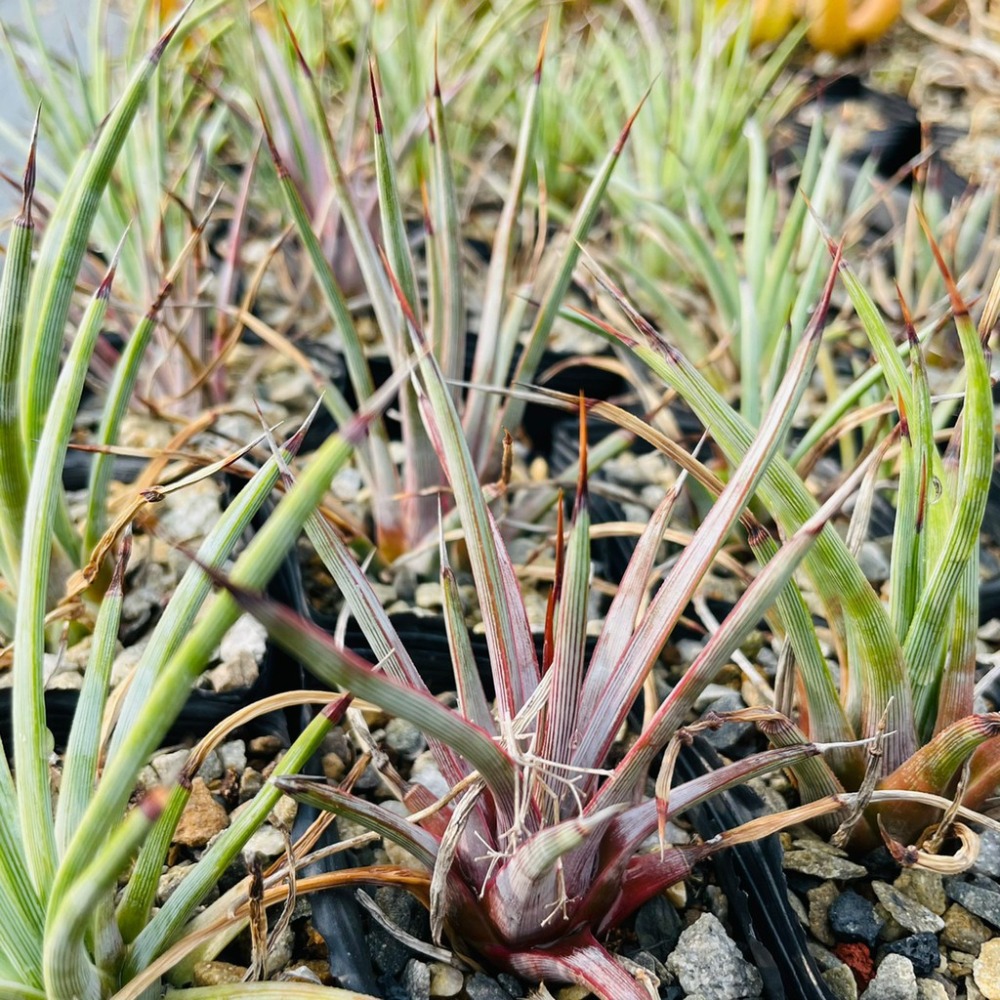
[369,60,384,134]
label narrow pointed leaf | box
[19,9,187,458]
[575,252,841,773]
[0,115,37,582]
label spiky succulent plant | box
[196,242,913,998]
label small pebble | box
[808,881,841,946]
[666,913,763,1000]
[172,778,229,848]
[248,734,285,758]
[634,893,682,960]
[242,823,286,863]
[385,717,427,758]
[196,749,223,784]
[156,863,194,905]
[403,958,431,1000]
[941,903,994,952]
[945,880,1000,930]
[823,963,859,1000]
[829,889,884,948]
[321,752,347,782]
[410,752,450,799]
[972,830,1000,879]
[860,953,917,1000]
[834,942,874,992]
[151,748,190,784]
[465,972,517,999]
[205,650,259,692]
[784,848,867,881]
[427,961,463,997]
[217,740,247,774]
[873,882,944,934]
[192,960,246,985]
[264,924,294,977]
[974,938,1000,999]
[219,612,268,663]
[884,932,942,977]
[240,766,263,801]
[894,870,947,915]
[916,978,952,1000]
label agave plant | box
[179,234,951,998]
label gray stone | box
[367,887,430,977]
[219,612,268,664]
[829,888,884,947]
[264,923,294,977]
[111,638,148,687]
[808,941,848,972]
[972,829,1000,879]
[47,669,83,690]
[465,973,515,1000]
[205,650,258,692]
[787,890,808,927]
[385,717,427,758]
[894,870,947,915]
[873,881,945,934]
[945,879,1000,929]
[217,740,247,774]
[916,980,951,1000]
[701,690,754,755]
[665,913,763,999]
[410,752,450,799]
[941,903,993,951]
[860,954,917,1000]
[823,963,859,1000]
[403,959,431,1000]
[808,881,841,946]
[151,748,190,784]
[196,749,223,784]
[495,974,523,998]
[634,893,682,960]
[706,884,729,924]
[242,824,286,863]
[858,540,891,583]
[135,764,158,791]
[784,847,867,880]
[157,863,195,904]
